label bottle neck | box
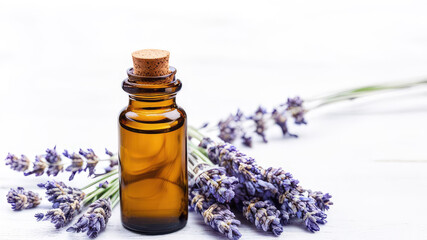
[128,94,177,109]
[122,66,182,110]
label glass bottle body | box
[119,68,188,234]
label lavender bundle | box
[5,147,118,180]
[31,176,119,235]
[187,127,333,235]
[206,79,427,147]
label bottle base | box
[122,218,187,235]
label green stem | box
[81,169,118,190]
[188,142,212,165]
[111,191,120,208]
[188,126,204,141]
[307,79,427,108]
[98,180,119,200]
[82,177,119,205]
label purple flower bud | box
[5,153,30,172]
[190,189,242,240]
[218,115,239,143]
[286,96,307,125]
[38,180,85,208]
[271,109,298,137]
[63,150,84,181]
[243,198,283,236]
[241,134,252,148]
[98,181,109,188]
[249,106,268,143]
[79,149,99,177]
[193,166,238,203]
[24,155,48,176]
[45,147,64,176]
[308,190,333,211]
[6,187,41,210]
[104,149,118,173]
[36,200,81,229]
[105,148,114,157]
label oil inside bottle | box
[119,122,187,234]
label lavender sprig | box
[242,198,283,236]
[63,150,84,181]
[271,108,297,137]
[24,155,47,176]
[45,147,64,176]
[218,115,239,143]
[7,147,117,179]
[190,189,242,240]
[6,187,41,210]
[285,96,307,125]
[37,180,85,208]
[249,107,268,143]
[35,199,81,229]
[279,189,327,232]
[5,153,30,172]
[104,148,118,173]
[215,97,306,146]
[67,198,112,238]
[308,190,333,211]
[192,166,239,203]
[79,149,100,177]
[35,181,85,228]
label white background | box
[1,0,427,239]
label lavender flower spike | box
[6,187,41,210]
[249,106,268,143]
[79,149,99,177]
[38,180,85,208]
[271,109,297,138]
[193,166,238,203]
[36,200,81,229]
[218,115,239,143]
[242,198,283,236]
[104,148,118,173]
[286,96,307,125]
[279,188,327,232]
[5,153,30,172]
[200,138,278,198]
[190,190,242,240]
[63,150,84,181]
[24,155,48,176]
[67,199,112,239]
[308,190,333,211]
[45,147,64,176]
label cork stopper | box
[132,49,170,76]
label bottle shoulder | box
[119,106,186,133]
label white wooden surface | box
[1,0,427,239]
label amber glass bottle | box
[119,50,187,234]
